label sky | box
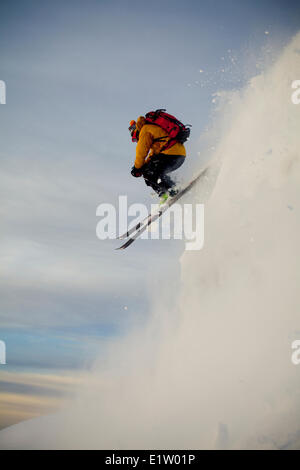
[0,0,300,431]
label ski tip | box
[115,239,135,250]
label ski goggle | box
[129,120,139,142]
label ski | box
[117,212,153,239]
[116,207,163,250]
[116,166,208,250]
[117,194,170,240]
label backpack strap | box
[152,136,168,143]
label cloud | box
[0,370,85,430]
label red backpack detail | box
[145,109,191,152]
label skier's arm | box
[134,129,153,169]
[145,149,154,163]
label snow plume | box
[1,33,300,449]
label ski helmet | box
[129,120,139,142]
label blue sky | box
[0,0,299,427]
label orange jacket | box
[134,116,186,169]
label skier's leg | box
[143,155,185,195]
[159,155,185,192]
[142,156,165,195]
[157,175,173,193]
[143,176,162,194]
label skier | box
[129,110,190,203]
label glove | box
[131,166,143,178]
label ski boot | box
[168,188,179,197]
[159,192,169,206]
